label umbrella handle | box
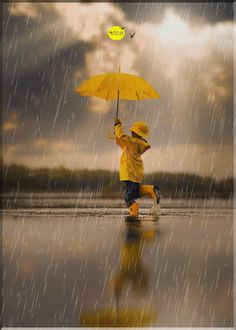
[115,90,120,118]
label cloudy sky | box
[2,2,234,179]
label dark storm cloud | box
[3,4,98,145]
[3,39,93,119]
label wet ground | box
[2,199,233,327]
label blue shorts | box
[122,180,141,207]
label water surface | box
[2,203,233,327]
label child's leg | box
[140,185,155,198]
[124,181,140,217]
[140,185,161,204]
[140,185,161,216]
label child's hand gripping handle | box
[114,117,121,125]
[107,118,121,139]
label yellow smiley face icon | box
[108,26,125,41]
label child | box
[114,117,161,218]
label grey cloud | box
[119,2,233,26]
[3,5,97,144]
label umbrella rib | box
[136,91,140,101]
[106,90,109,100]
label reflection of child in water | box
[113,224,156,299]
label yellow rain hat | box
[130,121,149,139]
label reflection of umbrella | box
[75,66,160,117]
[79,308,154,327]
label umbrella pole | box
[116,90,120,118]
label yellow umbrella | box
[75,66,160,117]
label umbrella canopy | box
[75,68,160,116]
[76,72,160,101]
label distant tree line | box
[1,163,233,199]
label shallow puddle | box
[2,209,233,327]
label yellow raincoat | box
[114,123,151,183]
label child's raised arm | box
[114,118,126,139]
[114,118,129,148]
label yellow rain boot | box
[129,202,139,217]
[140,185,161,202]
[140,185,156,198]
[140,185,161,217]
